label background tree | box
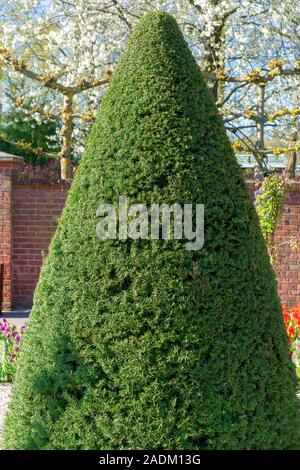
[0,0,299,178]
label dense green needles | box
[3,12,299,450]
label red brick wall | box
[1,155,300,310]
[0,156,69,310]
[12,182,68,308]
[274,182,300,305]
[0,170,13,310]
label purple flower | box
[14,345,19,352]
[9,353,16,363]
[15,334,22,342]
[254,189,260,197]
[21,325,26,331]
[265,213,270,218]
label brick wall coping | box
[12,177,72,187]
[246,179,300,192]
[0,152,24,164]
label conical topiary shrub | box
[3,12,299,450]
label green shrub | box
[0,111,59,165]
[3,12,299,450]
[254,174,286,263]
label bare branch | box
[0,47,112,96]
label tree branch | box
[0,47,111,96]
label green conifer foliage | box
[3,12,299,450]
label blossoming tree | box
[0,0,299,178]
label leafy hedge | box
[3,12,299,450]
[0,111,59,165]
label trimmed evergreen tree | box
[3,12,299,450]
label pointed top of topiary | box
[3,12,299,451]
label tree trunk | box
[255,84,266,179]
[206,18,225,103]
[60,93,74,179]
[286,151,297,179]
[285,114,298,180]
